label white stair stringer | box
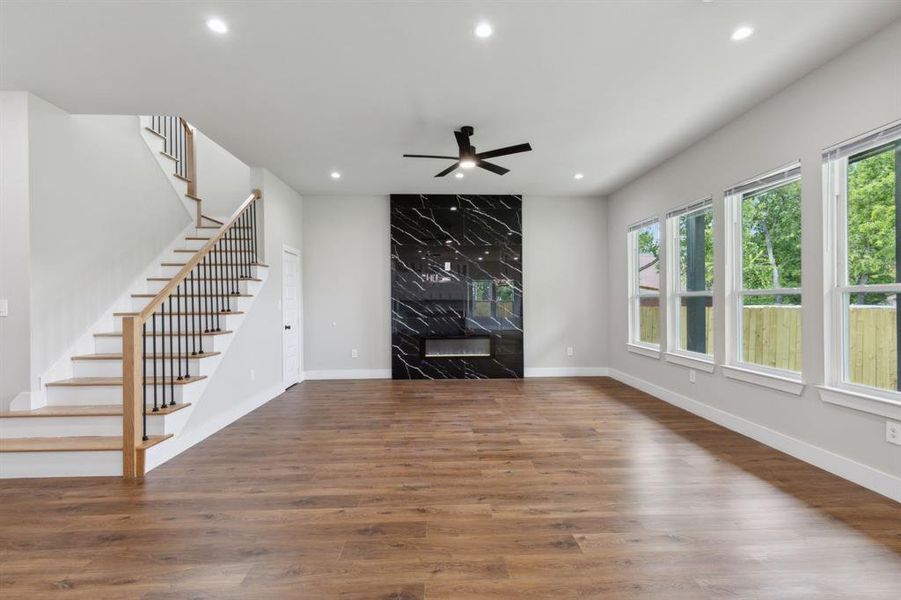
[0,223,269,478]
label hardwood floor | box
[1,377,899,599]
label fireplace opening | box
[423,337,492,358]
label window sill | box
[664,351,715,373]
[722,364,804,396]
[817,385,901,420]
[627,343,660,359]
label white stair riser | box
[0,409,188,438]
[46,382,199,406]
[114,312,244,333]
[72,356,219,378]
[130,295,252,313]
[94,333,231,354]
[144,279,260,296]
[183,238,256,251]
[158,264,266,279]
[0,416,121,438]
[0,451,122,478]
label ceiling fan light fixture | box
[460,159,476,169]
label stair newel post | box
[179,118,198,225]
[151,312,159,412]
[160,302,167,409]
[252,198,259,263]
[242,209,251,278]
[122,316,144,479]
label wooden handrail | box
[138,190,261,322]
[123,189,262,478]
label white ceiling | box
[3,1,900,197]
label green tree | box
[847,147,897,303]
[742,181,802,304]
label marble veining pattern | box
[391,194,524,379]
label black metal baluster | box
[159,302,167,409]
[230,223,239,295]
[176,284,183,381]
[168,295,176,405]
[250,200,260,266]
[142,323,148,441]
[214,243,223,328]
[151,313,159,412]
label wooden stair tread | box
[146,277,260,282]
[184,236,254,241]
[132,293,253,298]
[159,150,179,161]
[72,352,221,360]
[0,435,171,453]
[185,193,202,202]
[46,376,206,387]
[0,403,191,418]
[174,173,192,183]
[173,249,259,253]
[95,330,233,337]
[114,311,244,316]
[161,262,268,267]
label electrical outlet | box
[887,421,901,446]
[250,369,256,381]
[351,348,359,359]
[566,346,574,357]
[689,369,696,384]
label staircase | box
[0,117,268,479]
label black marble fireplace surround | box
[391,194,523,379]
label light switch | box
[0,299,8,317]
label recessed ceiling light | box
[450,206,458,211]
[731,25,754,41]
[455,172,464,179]
[513,257,519,261]
[206,18,228,34]
[460,159,476,169]
[330,171,341,179]
[574,173,584,180]
[474,22,493,38]
[478,257,483,261]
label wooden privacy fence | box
[639,305,897,390]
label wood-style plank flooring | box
[1,377,899,599]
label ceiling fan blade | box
[476,143,532,160]
[454,130,471,156]
[434,163,460,177]
[403,154,459,160]
[477,160,510,176]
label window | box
[470,279,517,321]
[725,164,802,376]
[666,199,713,361]
[627,219,661,352]
[825,121,901,395]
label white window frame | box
[723,163,804,393]
[821,120,901,416]
[627,217,661,358]
[665,198,715,370]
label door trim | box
[282,245,303,388]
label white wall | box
[301,194,607,377]
[302,196,392,377]
[26,95,191,398]
[193,129,252,220]
[605,20,901,479]
[523,196,607,375]
[0,92,32,408]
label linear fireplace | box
[390,194,523,379]
[424,337,492,358]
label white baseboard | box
[607,368,901,503]
[303,369,391,380]
[143,382,284,473]
[524,367,609,378]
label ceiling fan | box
[403,126,532,177]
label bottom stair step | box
[0,434,171,452]
[1,403,191,418]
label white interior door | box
[282,247,301,388]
